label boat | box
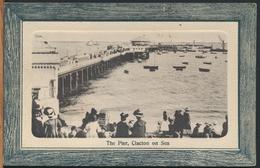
[223,52,228,54]
[215,56,218,59]
[144,54,159,71]
[143,66,158,71]
[124,70,129,74]
[143,65,150,69]
[203,62,212,65]
[199,68,210,72]
[210,52,217,54]
[173,66,186,71]
[179,55,185,57]
[182,62,189,65]
[225,60,228,63]
[195,55,206,59]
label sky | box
[35,31,227,43]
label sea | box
[59,49,227,134]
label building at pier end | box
[31,35,60,113]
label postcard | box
[21,22,238,150]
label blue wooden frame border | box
[4,3,256,166]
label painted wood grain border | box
[0,0,3,168]
[3,3,256,166]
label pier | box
[58,48,149,98]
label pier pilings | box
[58,51,144,98]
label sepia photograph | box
[22,22,238,149]
[31,29,228,139]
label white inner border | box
[22,22,238,150]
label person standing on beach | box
[116,113,130,137]
[43,107,62,138]
[131,109,146,137]
[221,115,228,137]
[203,123,212,138]
[183,107,192,135]
[173,109,184,138]
[85,112,101,138]
[160,111,169,136]
[192,123,201,137]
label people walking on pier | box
[43,107,63,138]
[130,109,146,137]
[116,112,130,137]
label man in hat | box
[183,107,191,135]
[43,107,62,138]
[173,108,184,138]
[116,112,130,137]
[203,122,212,138]
[131,109,146,137]
[191,123,201,138]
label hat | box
[184,107,190,112]
[196,123,202,126]
[43,107,55,118]
[133,109,143,117]
[120,112,129,118]
[91,108,98,115]
[212,122,217,126]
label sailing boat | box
[143,54,158,71]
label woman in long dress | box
[85,113,101,138]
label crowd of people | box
[32,97,228,138]
[156,108,228,138]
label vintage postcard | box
[21,22,238,150]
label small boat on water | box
[187,49,196,52]
[225,60,228,63]
[137,59,142,63]
[143,65,159,70]
[144,54,159,72]
[173,66,186,71]
[124,70,129,74]
[195,55,206,59]
[223,52,227,54]
[182,62,189,65]
[179,55,185,57]
[199,68,210,72]
[203,62,212,65]
[211,52,217,54]
[215,56,218,59]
